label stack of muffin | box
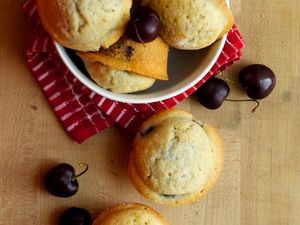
[37,0,233,94]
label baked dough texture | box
[36,0,132,51]
[142,0,234,50]
[84,61,156,93]
[93,203,170,225]
[77,36,169,80]
[129,109,224,205]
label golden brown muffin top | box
[142,0,233,49]
[134,109,218,195]
[128,109,224,205]
[37,0,132,51]
[93,203,170,225]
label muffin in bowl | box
[83,61,156,94]
[54,0,232,103]
[36,0,132,51]
[142,0,233,50]
[77,35,169,93]
[128,109,224,205]
[93,203,170,225]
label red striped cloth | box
[22,0,245,143]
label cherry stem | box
[134,18,146,46]
[226,99,260,113]
[218,73,240,88]
[72,163,89,181]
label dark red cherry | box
[128,7,162,43]
[59,207,92,225]
[238,64,276,99]
[196,77,230,109]
[45,163,88,198]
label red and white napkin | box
[22,0,245,143]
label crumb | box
[30,105,38,110]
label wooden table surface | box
[1,1,299,225]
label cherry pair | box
[195,64,276,111]
[45,163,92,225]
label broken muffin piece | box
[78,35,169,81]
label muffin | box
[36,0,132,52]
[77,36,169,81]
[83,61,156,93]
[93,203,170,225]
[142,0,234,50]
[128,109,224,205]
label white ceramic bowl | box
[54,1,229,104]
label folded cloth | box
[22,0,245,144]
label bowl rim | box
[54,0,230,104]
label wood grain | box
[0,1,299,225]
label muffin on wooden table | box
[129,109,224,205]
[93,203,170,225]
